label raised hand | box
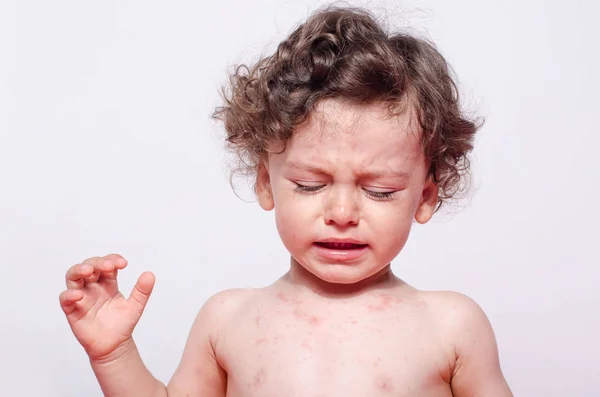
[59,254,155,361]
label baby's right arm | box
[59,254,228,397]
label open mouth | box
[314,242,368,250]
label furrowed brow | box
[358,169,410,181]
[284,161,331,175]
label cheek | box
[373,215,414,262]
[273,192,315,239]
[365,201,415,244]
[274,200,315,257]
[377,214,413,240]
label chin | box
[302,260,387,285]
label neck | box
[281,256,402,299]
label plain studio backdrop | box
[1,0,598,395]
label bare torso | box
[213,278,456,397]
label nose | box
[324,185,360,226]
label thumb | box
[128,271,156,312]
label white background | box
[1,0,599,396]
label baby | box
[59,6,513,397]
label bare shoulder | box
[415,290,513,396]
[416,290,491,330]
[194,288,259,333]
[201,288,256,313]
[415,290,497,357]
[167,288,260,396]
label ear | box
[256,161,274,211]
[415,178,438,224]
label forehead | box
[281,100,423,170]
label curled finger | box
[59,289,84,315]
[65,263,94,289]
[103,254,128,270]
[84,269,101,284]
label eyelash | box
[293,184,396,201]
[294,184,325,194]
[365,190,396,201]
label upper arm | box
[166,289,246,397]
[444,293,513,397]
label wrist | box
[87,337,167,397]
[89,337,137,367]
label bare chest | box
[217,295,454,397]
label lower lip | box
[312,243,368,262]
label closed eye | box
[362,188,396,201]
[294,183,396,200]
[294,183,326,194]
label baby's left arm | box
[444,293,513,397]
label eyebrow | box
[358,169,410,180]
[284,161,409,180]
[284,161,331,175]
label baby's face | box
[258,99,437,285]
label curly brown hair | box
[212,5,481,210]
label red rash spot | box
[255,337,268,345]
[376,376,393,392]
[277,292,303,304]
[368,294,395,312]
[277,292,289,302]
[301,340,312,351]
[252,368,266,388]
[255,316,262,326]
[293,309,322,326]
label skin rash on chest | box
[216,291,455,397]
